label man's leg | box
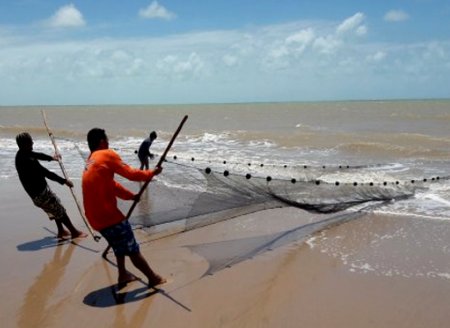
[54,219,70,239]
[37,187,87,239]
[129,252,166,287]
[116,255,137,287]
[60,214,87,239]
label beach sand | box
[2,176,450,328]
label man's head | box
[16,132,33,151]
[87,128,108,152]
[150,131,157,140]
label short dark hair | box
[16,132,32,149]
[150,131,157,140]
[87,128,107,152]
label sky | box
[0,0,449,105]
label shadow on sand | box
[17,236,67,251]
[83,284,157,307]
[17,228,99,253]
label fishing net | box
[113,155,448,276]
[72,141,447,276]
[117,155,438,239]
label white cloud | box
[259,27,315,69]
[269,46,289,59]
[336,12,365,35]
[139,1,176,20]
[286,28,315,54]
[47,4,85,28]
[286,28,315,45]
[125,58,145,76]
[260,27,316,69]
[356,25,368,36]
[1,17,449,105]
[111,50,131,61]
[367,51,386,62]
[222,54,238,67]
[313,35,341,54]
[384,10,410,22]
[264,45,290,69]
[156,53,206,79]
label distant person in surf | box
[14,132,87,240]
[137,131,157,170]
[82,128,166,288]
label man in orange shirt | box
[82,128,165,288]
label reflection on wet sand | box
[18,243,75,328]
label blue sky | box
[0,0,449,105]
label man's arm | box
[114,181,135,200]
[41,166,68,185]
[147,140,154,158]
[109,150,155,182]
[36,153,73,187]
[32,151,54,162]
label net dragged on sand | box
[126,157,427,231]
[113,154,446,275]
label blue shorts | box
[100,220,140,257]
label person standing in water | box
[15,132,87,240]
[137,131,157,170]
[82,128,166,288]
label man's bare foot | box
[71,231,88,239]
[118,272,138,289]
[148,274,167,288]
[57,230,71,240]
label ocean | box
[2,100,450,279]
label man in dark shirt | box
[15,132,87,240]
[137,131,157,170]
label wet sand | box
[2,177,450,328]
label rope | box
[165,159,449,187]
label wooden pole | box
[102,115,188,258]
[41,110,101,242]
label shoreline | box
[1,97,450,108]
[2,177,450,327]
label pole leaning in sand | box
[102,115,189,258]
[41,110,101,242]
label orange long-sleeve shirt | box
[82,149,154,231]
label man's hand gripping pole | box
[102,115,188,258]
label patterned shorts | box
[32,187,67,221]
[100,220,140,257]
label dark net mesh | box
[117,157,427,240]
[106,153,449,276]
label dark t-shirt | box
[137,138,154,161]
[15,150,66,198]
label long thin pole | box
[125,115,188,220]
[102,115,188,258]
[41,110,101,242]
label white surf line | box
[374,209,450,221]
[422,194,450,207]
